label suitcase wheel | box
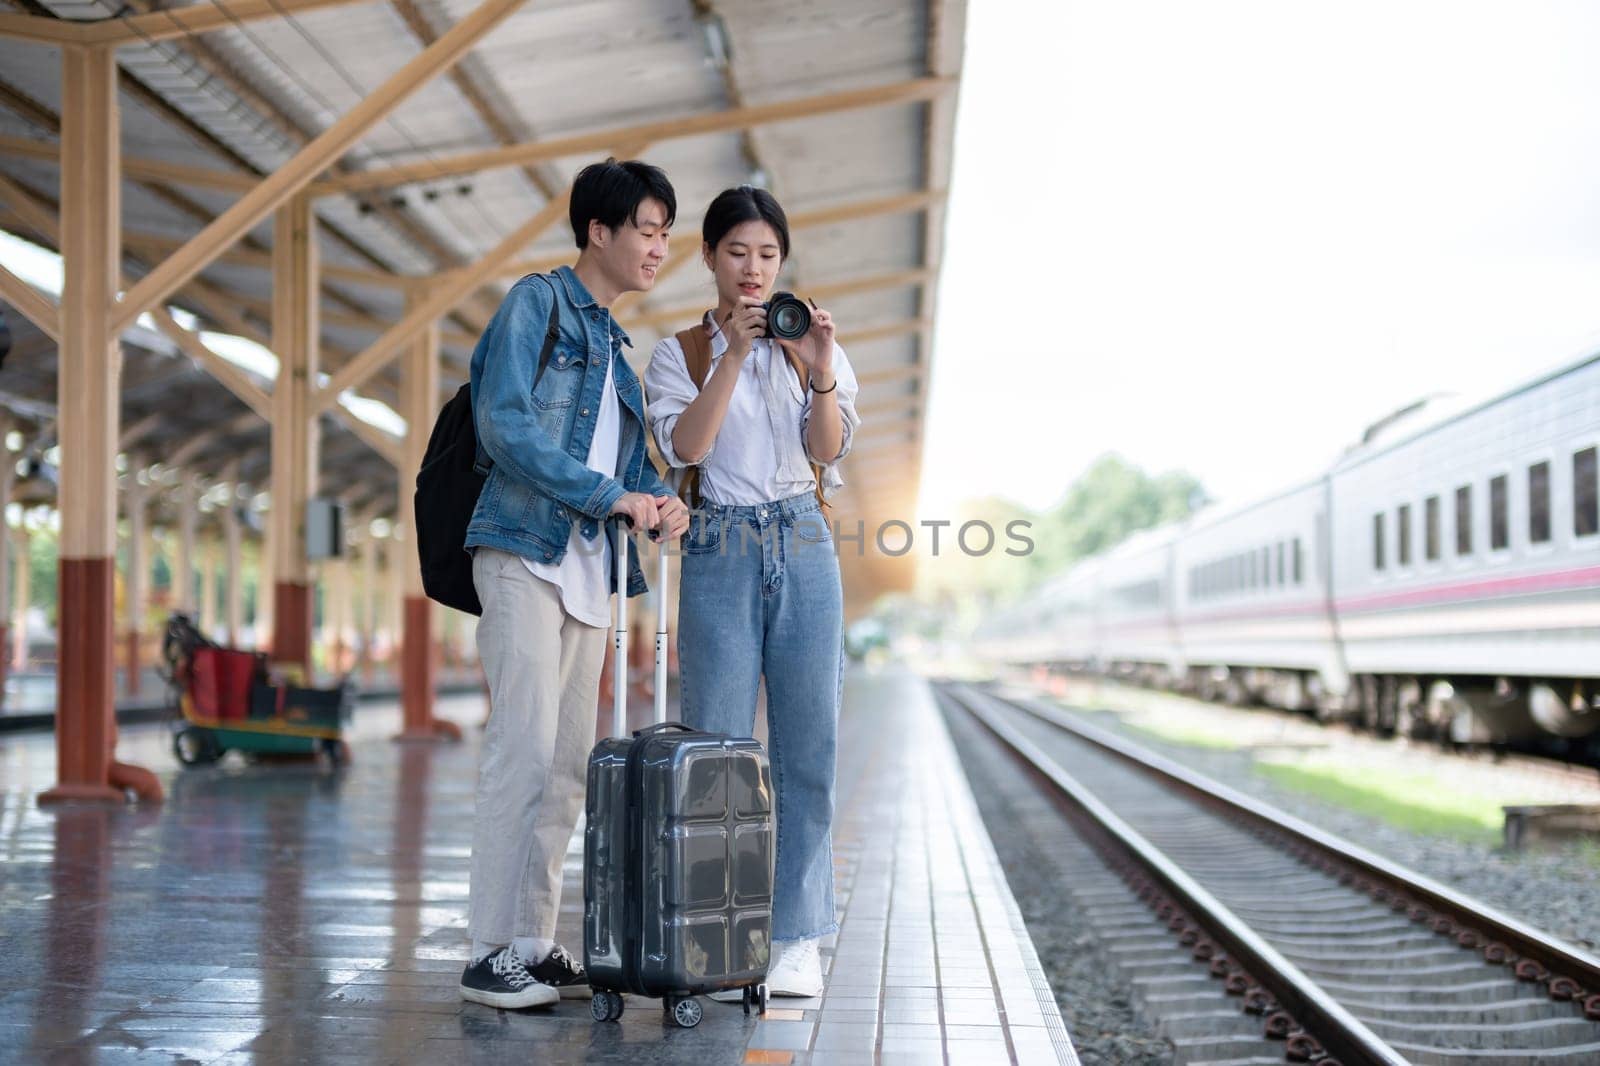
[667,996,703,1029]
[591,990,624,1022]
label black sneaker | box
[460,947,559,1010]
[526,944,590,999]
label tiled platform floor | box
[0,667,1076,1065]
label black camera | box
[762,291,810,341]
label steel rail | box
[941,684,1408,1066]
[995,687,1600,1011]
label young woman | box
[643,186,861,998]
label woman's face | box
[706,219,783,307]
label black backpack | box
[415,276,560,615]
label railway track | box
[936,681,1600,1065]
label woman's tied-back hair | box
[569,157,677,249]
[702,185,790,259]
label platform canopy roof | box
[0,0,964,609]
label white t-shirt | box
[521,349,621,628]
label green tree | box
[910,453,1207,619]
[1029,453,1204,580]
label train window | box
[1293,538,1303,583]
[1490,475,1508,550]
[1397,504,1412,566]
[1425,496,1440,561]
[1248,551,1258,589]
[1276,541,1285,585]
[1373,513,1385,570]
[1576,447,1598,537]
[1529,461,1551,544]
[1261,546,1271,587]
[1455,485,1472,554]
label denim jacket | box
[464,266,672,597]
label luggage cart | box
[160,612,352,767]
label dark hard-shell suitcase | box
[583,520,774,1028]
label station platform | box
[0,668,1077,1065]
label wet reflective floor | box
[0,669,1075,1065]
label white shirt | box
[643,318,861,506]
[522,349,621,628]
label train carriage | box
[1094,526,1182,685]
[1328,354,1600,739]
[978,349,1600,749]
[1171,480,1342,711]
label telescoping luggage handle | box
[611,515,671,738]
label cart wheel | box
[173,727,220,767]
[670,997,703,1029]
[757,983,769,1014]
[322,738,350,767]
[591,990,624,1022]
[742,985,752,1015]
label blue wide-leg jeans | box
[677,490,843,943]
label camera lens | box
[772,304,805,339]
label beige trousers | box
[468,548,607,948]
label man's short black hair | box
[569,158,677,249]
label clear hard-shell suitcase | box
[583,519,773,1028]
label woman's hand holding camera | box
[780,303,836,388]
[720,297,768,360]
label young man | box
[459,158,690,1009]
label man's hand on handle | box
[610,492,690,540]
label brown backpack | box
[673,324,827,513]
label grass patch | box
[1255,761,1503,842]
[1123,719,1246,751]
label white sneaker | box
[766,937,823,998]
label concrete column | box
[199,536,219,638]
[325,554,349,677]
[359,522,378,683]
[386,536,404,683]
[174,479,198,614]
[42,44,159,804]
[0,439,13,696]
[395,286,456,741]
[13,525,29,673]
[223,486,244,646]
[122,469,148,697]
[256,506,272,647]
[268,192,319,671]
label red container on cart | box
[190,646,262,721]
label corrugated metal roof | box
[0,0,965,608]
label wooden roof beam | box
[0,12,84,43]
[482,189,945,288]
[856,362,924,389]
[314,180,580,409]
[168,413,261,468]
[111,0,529,333]
[85,0,376,45]
[0,261,59,341]
[145,307,273,420]
[322,76,953,195]
[622,268,933,334]
[839,319,930,347]
[0,0,373,44]
[0,134,306,195]
[326,408,402,468]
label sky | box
[919,0,1600,518]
